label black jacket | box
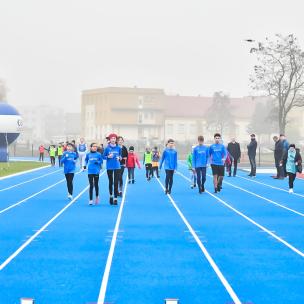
[227,142,241,160]
[274,140,284,160]
[120,145,128,166]
[247,139,257,157]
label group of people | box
[44,131,303,205]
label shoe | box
[113,198,118,205]
[95,197,99,205]
[109,197,114,205]
[119,191,122,197]
[194,184,196,188]
[217,185,221,192]
[132,180,135,184]
[168,190,171,194]
[202,185,205,192]
[157,176,160,178]
[128,180,131,184]
[214,188,218,193]
[165,189,168,195]
[191,185,194,189]
[248,174,252,177]
[228,174,231,177]
[68,194,73,200]
[289,188,294,194]
[199,189,202,194]
[89,200,93,205]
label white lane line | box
[97,177,129,304]
[156,177,242,304]
[177,171,304,258]
[206,174,304,218]
[0,164,51,181]
[0,171,82,215]
[0,169,62,192]
[0,170,106,271]
[237,175,304,198]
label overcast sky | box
[0,0,303,112]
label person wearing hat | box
[247,134,257,177]
[103,133,122,205]
[126,146,141,184]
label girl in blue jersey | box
[61,143,79,200]
[78,138,87,171]
[84,143,103,205]
[160,139,178,194]
[103,133,122,205]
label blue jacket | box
[85,152,103,174]
[193,145,209,168]
[103,144,121,170]
[160,148,178,170]
[209,144,227,166]
[61,151,78,174]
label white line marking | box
[177,171,304,258]
[0,187,87,271]
[0,171,81,215]
[156,177,242,304]
[206,174,304,218]
[97,177,129,304]
[0,164,51,180]
[0,169,61,192]
[237,175,304,198]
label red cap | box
[108,133,118,140]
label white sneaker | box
[89,200,93,205]
[289,188,294,194]
[68,194,73,200]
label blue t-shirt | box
[85,152,103,174]
[160,148,178,170]
[103,144,122,170]
[78,143,87,153]
[61,151,78,174]
[209,143,227,166]
[193,145,209,168]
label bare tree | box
[250,34,304,134]
[0,79,7,101]
[205,91,234,136]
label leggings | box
[107,169,120,198]
[50,156,55,166]
[39,153,44,161]
[152,166,159,177]
[65,173,74,195]
[128,168,135,181]
[145,164,153,178]
[88,174,99,200]
[118,166,125,190]
[288,172,296,189]
[165,169,174,191]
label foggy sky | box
[0,0,303,112]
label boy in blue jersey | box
[61,143,79,200]
[103,133,122,205]
[84,143,103,205]
[160,139,178,194]
[193,135,209,194]
[209,133,227,193]
[78,138,87,171]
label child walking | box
[61,143,78,200]
[84,143,103,205]
[103,133,122,205]
[187,145,197,189]
[126,146,141,184]
[160,139,178,194]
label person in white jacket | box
[77,137,87,171]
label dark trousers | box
[88,174,99,200]
[58,155,62,167]
[107,169,120,198]
[152,166,159,177]
[275,158,284,178]
[39,153,44,161]
[165,169,174,191]
[195,167,206,190]
[65,173,74,195]
[50,156,55,166]
[118,166,125,191]
[288,172,296,189]
[145,164,153,178]
[128,168,135,181]
[228,159,238,176]
[249,156,256,176]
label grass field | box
[0,161,49,177]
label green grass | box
[0,161,49,177]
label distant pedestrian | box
[38,144,45,162]
[143,147,153,181]
[273,136,284,179]
[57,144,64,167]
[227,138,241,177]
[77,138,87,171]
[187,145,197,189]
[152,146,161,178]
[247,134,257,177]
[126,146,141,184]
[160,139,178,195]
[280,134,289,177]
[117,136,128,196]
[49,145,56,167]
[281,144,302,193]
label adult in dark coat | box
[247,134,257,177]
[227,138,241,177]
[273,136,284,179]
